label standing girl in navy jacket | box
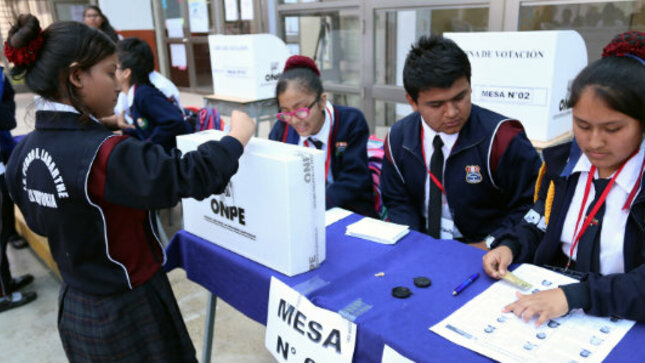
[269,55,376,217]
[117,37,192,152]
[4,14,254,362]
[483,31,645,324]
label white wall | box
[99,0,154,30]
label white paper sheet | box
[224,0,239,21]
[325,207,353,227]
[166,18,184,38]
[430,264,635,363]
[240,0,254,20]
[266,277,357,362]
[170,44,187,70]
[345,217,409,245]
[381,345,414,363]
[188,0,209,33]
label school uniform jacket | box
[498,141,645,321]
[0,69,16,132]
[268,104,376,217]
[6,110,243,296]
[124,84,191,152]
[381,104,541,242]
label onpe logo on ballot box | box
[177,130,326,276]
[445,31,587,143]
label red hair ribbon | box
[602,31,645,60]
[3,29,44,67]
[283,55,320,76]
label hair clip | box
[622,53,645,66]
[3,29,44,67]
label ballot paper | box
[345,217,409,244]
[325,207,353,227]
[431,264,635,363]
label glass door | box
[366,0,491,136]
[505,0,645,63]
[161,0,216,93]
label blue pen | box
[452,273,479,296]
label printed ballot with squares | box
[177,130,326,276]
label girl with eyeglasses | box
[269,55,377,217]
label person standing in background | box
[83,5,119,42]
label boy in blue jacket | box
[381,35,541,247]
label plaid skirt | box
[57,269,197,363]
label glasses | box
[276,98,319,122]
[84,13,101,18]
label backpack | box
[184,107,224,132]
[367,135,387,220]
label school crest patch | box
[136,117,149,130]
[335,141,347,156]
[465,165,483,184]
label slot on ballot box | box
[177,130,326,276]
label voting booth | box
[445,31,587,144]
[208,34,289,100]
[177,131,326,276]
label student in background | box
[269,55,376,217]
[83,5,119,42]
[116,37,192,152]
[381,35,541,246]
[0,67,27,250]
[483,31,645,324]
[4,14,254,361]
[0,65,36,313]
[112,70,183,123]
[110,42,183,127]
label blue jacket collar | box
[560,140,582,178]
[557,139,645,205]
[35,111,107,132]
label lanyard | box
[303,105,334,180]
[567,149,644,268]
[420,126,445,194]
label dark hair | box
[403,35,471,102]
[275,55,323,101]
[84,5,119,43]
[7,14,116,121]
[568,56,645,126]
[117,37,155,87]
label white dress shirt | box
[114,71,182,120]
[560,138,645,275]
[420,117,461,238]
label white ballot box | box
[445,31,587,145]
[208,34,289,100]
[177,130,326,276]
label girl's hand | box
[116,111,134,130]
[503,289,569,326]
[228,110,255,147]
[482,245,513,279]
